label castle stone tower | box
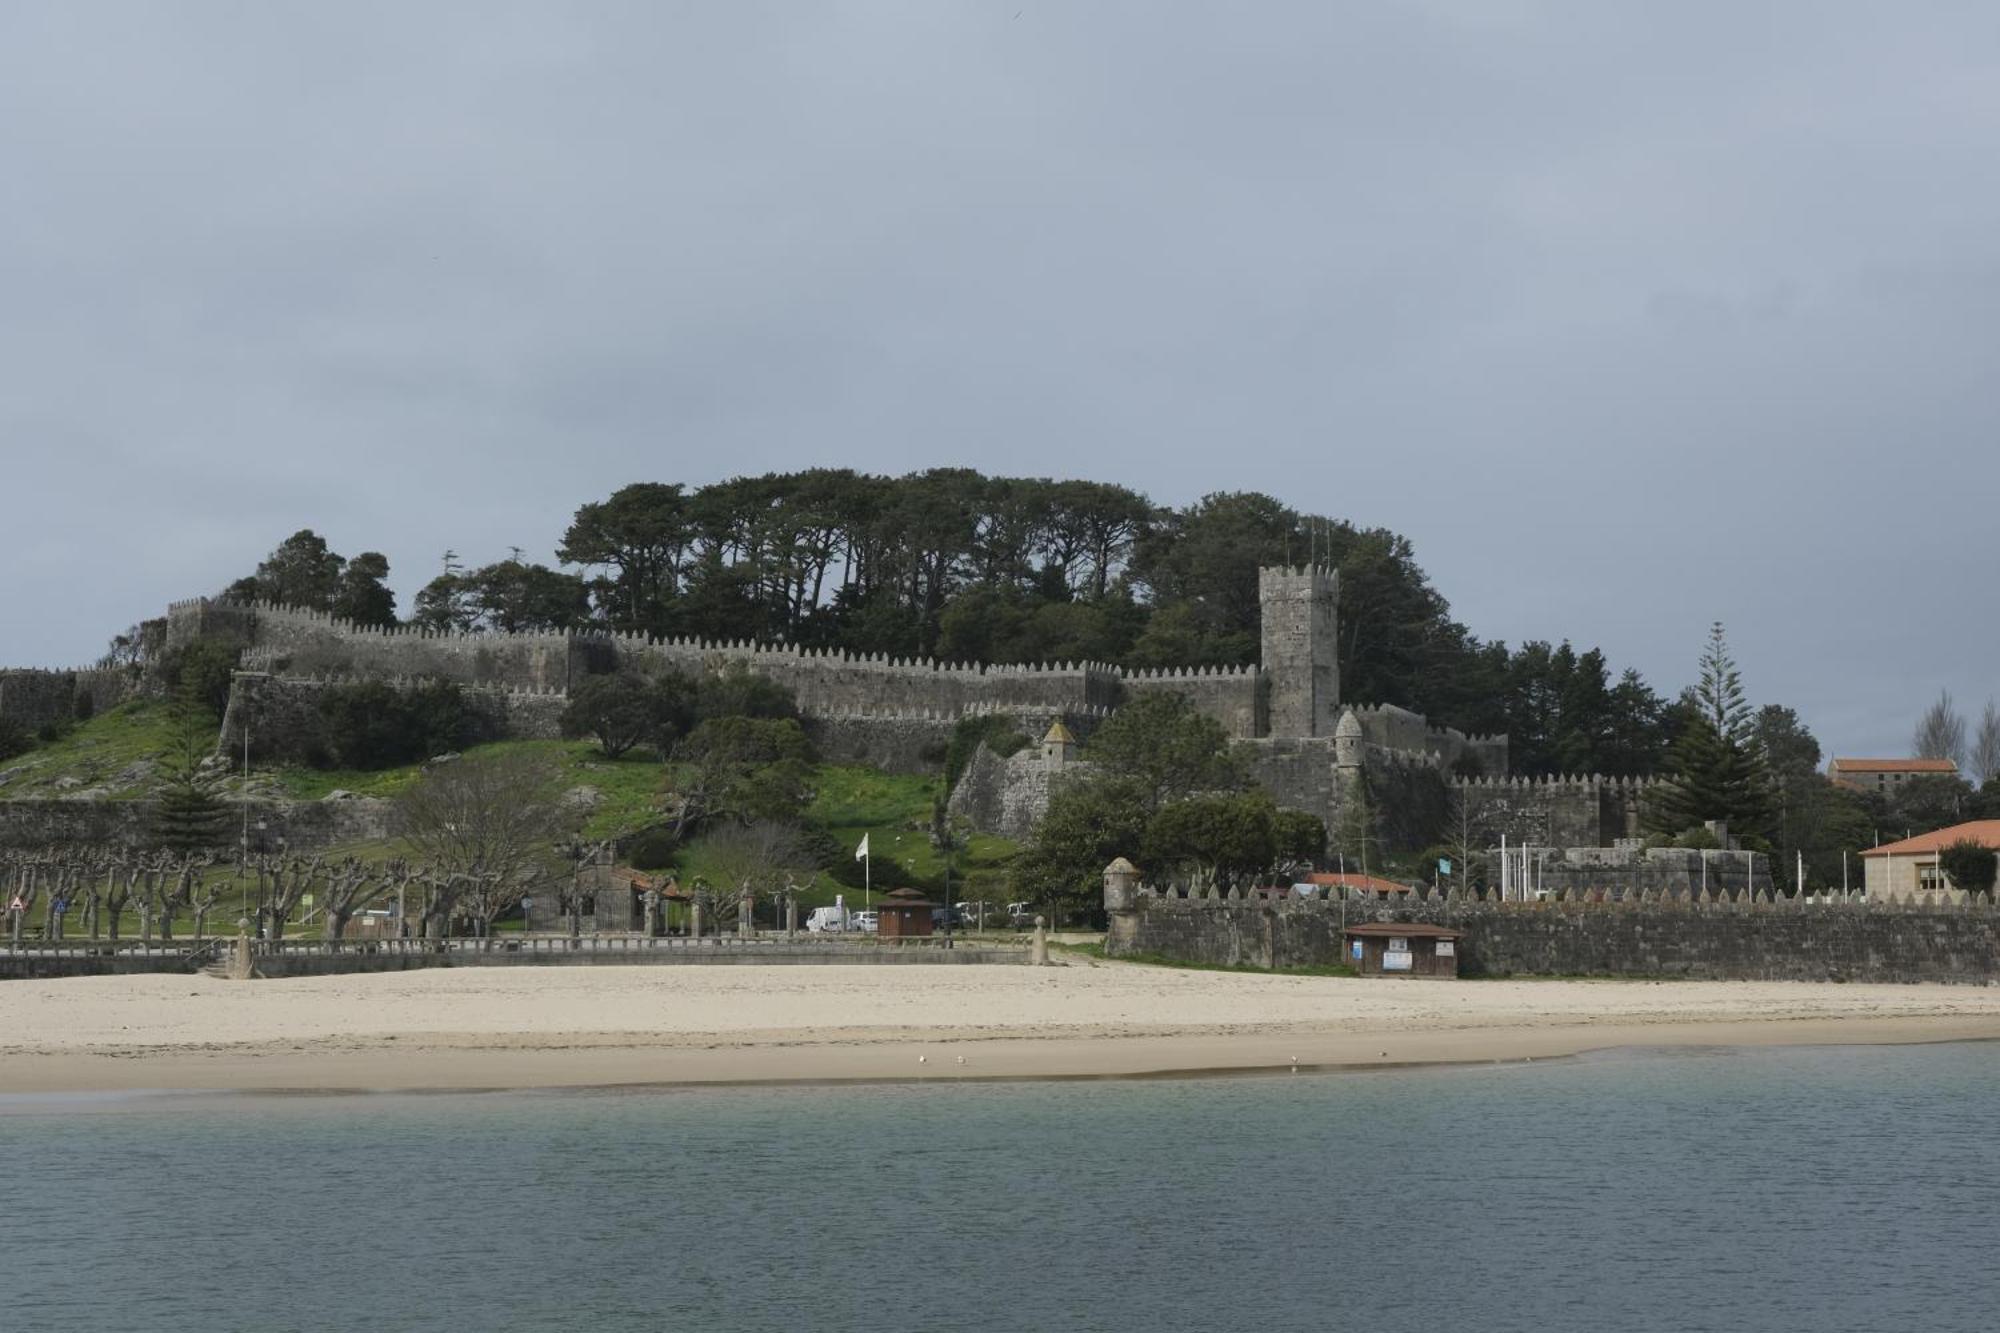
[1258,564,1340,737]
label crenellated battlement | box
[1107,874,2000,982]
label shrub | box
[315,680,472,770]
[0,717,32,763]
[625,827,680,871]
[1939,839,1998,900]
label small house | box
[1342,923,1462,978]
[877,888,935,939]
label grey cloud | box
[3,1,1996,757]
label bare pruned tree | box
[397,750,581,938]
[319,859,391,940]
[1913,689,1967,768]
[1970,699,2000,787]
[688,820,814,930]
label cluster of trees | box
[208,475,1681,778]
[1636,626,2000,893]
[1912,690,2000,785]
[1007,694,1325,920]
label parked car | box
[931,907,966,931]
[805,906,847,934]
[849,910,879,933]
[1007,901,1038,929]
[955,900,995,929]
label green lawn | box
[0,701,187,800]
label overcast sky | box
[4,2,1996,759]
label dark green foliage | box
[943,714,1029,794]
[1877,774,1975,838]
[695,662,797,722]
[314,680,471,770]
[0,717,32,762]
[1007,776,1153,921]
[411,561,589,633]
[1939,839,1998,899]
[151,707,228,853]
[1272,808,1326,864]
[1084,692,1244,811]
[330,552,397,626]
[561,673,670,759]
[1142,790,1286,889]
[160,635,242,719]
[1648,624,1774,838]
[230,529,346,609]
[625,827,679,871]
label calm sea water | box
[2,1043,1996,1332]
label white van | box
[805,906,847,934]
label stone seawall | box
[1109,891,2000,985]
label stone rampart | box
[1108,885,2000,984]
[1122,664,1263,738]
[1451,774,1652,849]
[0,668,137,732]
[236,602,578,690]
[1351,703,1507,775]
[0,796,393,852]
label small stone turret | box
[1042,719,1079,768]
[1333,707,1365,768]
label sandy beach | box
[3,958,1998,1094]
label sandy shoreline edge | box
[5,963,1999,1095]
[5,1015,2000,1097]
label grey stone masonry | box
[1258,565,1338,737]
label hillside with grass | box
[0,697,1020,916]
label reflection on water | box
[2,1043,1996,1332]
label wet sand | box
[4,961,1998,1093]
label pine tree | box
[151,706,229,854]
[1648,623,1773,839]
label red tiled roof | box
[1829,758,1959,774]
[1860,821,2000,858]
[1343,923,1463,939]
[1304,872,1415,895]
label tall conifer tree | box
[1648,623,1773,838]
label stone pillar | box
[1102,858,1142,957]
[1031,916,1049,966]
[690,897,704,939]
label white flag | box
[854,833,870,861]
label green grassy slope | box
[2,701,1020,910]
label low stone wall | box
[1108,889,2000,984]
[0,939,1026,979]
[0,797,394,852]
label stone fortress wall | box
[0,667,137,734]
[6,570,1647,852]
[1104,872,1996,984]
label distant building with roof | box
[1828,756,1959,796]
[1298,871,1416,899]
[1859,820,2000,899]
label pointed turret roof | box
[1334,708,1363,739]
[1044,720,1078,745]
